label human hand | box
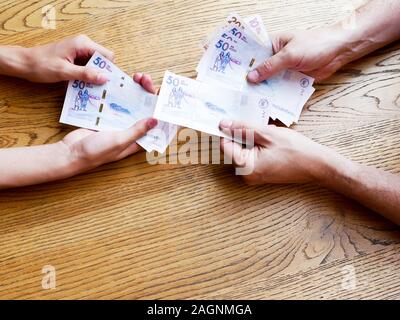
[22,34,115,84]
[60,117,157,173]
[219,120,338,184]
[59,73,157,173]
[133,72,157,94]
[247,25,353,83]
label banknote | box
[243,15,273,55]
[242,16,315,125]
[197,13,316,126]
[154,71,271,139]
[199,14,272,54]
[196,13,267,91]
[244,68,315,126]
[60,52,177,153]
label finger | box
[308,61,342,83]
[115,142,142,160]
[220,138,248,167]
[72,34,115,62]
[133,72,143,84]
[114,118,158,148]
[133,73,156,94]
[140,74,157,94]
[62,64,108,84]
[247,50,294,83]
[219,120,265,145]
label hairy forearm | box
[335,0,400,65]
[315,150,400,225]
[0,142,80,189]
[0,45,31,79]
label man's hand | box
[21,35,114,84]
[219,120,334,184]
[247,26,351,83]
[247,0,400,84]
[219,120,400,225]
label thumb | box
[116,118,158,146]
[219,120,266,145]
[247,50,293,83]
[220,137,249,167]
[62,64,109,84]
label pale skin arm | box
[0,36,159,189]
[219,121,400,226]
[0,35,114,84]
[241,0,400,224]
[0,118,156,189]
[0,70,157,189]
[320,155,400,224]
[248,0,400,83]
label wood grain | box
[0,0,399,299]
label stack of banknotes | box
[60,13,315,153]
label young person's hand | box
[0,73,158,189]
[61,72,158,173]
[133,72,157,94]
[20,35,114,84]
[60,118,157,173]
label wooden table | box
[0,0,399,300]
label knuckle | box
[283,49,296,64]
[74,34,90,44]
[261,59,273,73]
[235,154,247,167]
[82,68,94,81]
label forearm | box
[0,45,31,79]
[0,142,80,189]
[335,0,400,65]
[314,149,400,225]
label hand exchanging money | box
[0,73,157,189]
[62,73,158,172]
[247,26,352,83]
[61,73,159,172]
[20,35,115,84]
[219,120,343,184]
[61,117,158,173]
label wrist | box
[0,46,32,79]
[322,24,360,68]
[328,19,380,66]
[53,141,88,179]
[310,145,359,190]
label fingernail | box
[220,119,232,129]
[96,73,109,83]
[147,118,158,129]
[247,70,259,83]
